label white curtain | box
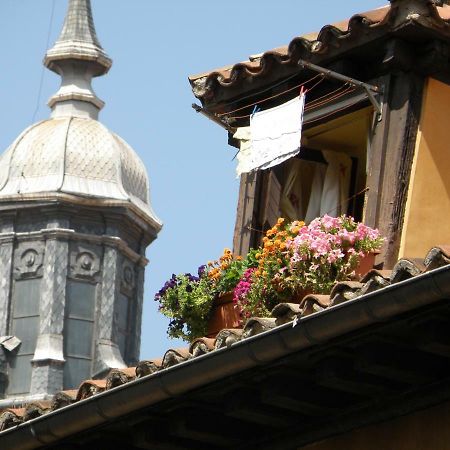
[280,150,352,223]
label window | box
[116,293,130,358]
[256,107,371,244]
[63,281,96,389]
[7,279,41,396]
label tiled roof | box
[1,245,450,441]
[189,2,450,107]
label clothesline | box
[217,73,323,118]
[227,82,355,121]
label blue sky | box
[0,0,384,359]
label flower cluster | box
[155,215,383,340]
[154,269,213,340]
[232,215,383,318]
[155,248,255,340]
[233,268,256,321]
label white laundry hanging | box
[233,94,305,176]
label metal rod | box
[298,59,383,118]
[192,103,235,132]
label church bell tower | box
[0,0,162,406]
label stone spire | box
[44,0,112,120]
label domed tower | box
[0,0,161,405]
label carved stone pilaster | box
[30,237,68,395]
[0,240,14,337]
[94,245,125,376]
[129,266,145,365]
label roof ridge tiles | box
[189,2,450,109]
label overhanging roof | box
[189,1,450,111]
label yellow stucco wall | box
[400,78,450,258]
[302,400,450,450]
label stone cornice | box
[0,229,148,267]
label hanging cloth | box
[250,94,305,171]
[304,161,327,224]
[233,94,306,176]
[280,158,318,221]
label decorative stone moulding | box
[13,242,45,280]
[69,242,101,281]
[120,258,136,297]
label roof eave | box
[2,264,450,449]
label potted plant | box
[154,268,214,340]
[233,215,383,319]
[155,249,256,340]
[156,215,383,341]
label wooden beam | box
[315,357,397,397]
[233,172,262,256]
[354,343,443,385]
[365,71,425,267]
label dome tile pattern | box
[0,117,161,227]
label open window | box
[255,106,372,245]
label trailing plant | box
[155,249,256,340]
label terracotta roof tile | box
[189,337,216,357]
[300,294,332,317]
[243,317,277,338]
[391,257,427,283]
[424,245,450,270]
[361,269,392,283]
[162,348,191,368]
[136,358,163,378]
[330,281,364,305]
[76,379,107,401]
[214,328,244,349]
[23,401,52,421]
[272,302,303,326]
[51,390,78,410]
[0,408,25,431]
[106,367,137,390]
[358,272,391,296]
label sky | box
[0,0,384,360]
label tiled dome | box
[0,117,161,227]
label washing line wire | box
[217,73,322,118]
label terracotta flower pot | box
[292,288,313,304]
[206,292,241,338]
[355,251,379,278]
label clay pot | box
[292,288,313,304]
[206,292,241,338]
[355,251,379,278]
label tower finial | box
[44,0,112,120]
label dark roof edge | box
[3,265,450,449]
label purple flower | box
[197,264,206,277]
